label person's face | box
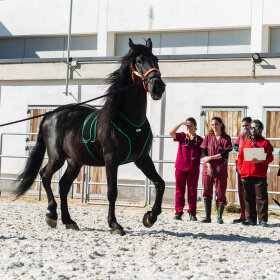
[211,120,222,134]
[242,121,251,133]
[250,122,263,137]
[186,121,196,134]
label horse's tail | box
[14,119,46,198]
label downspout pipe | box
[65,0,73,96]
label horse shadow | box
[155,229,280,244]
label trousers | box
[241,176,268,223]
[175,168,199,215]
[237,173,246,220]
[202,173,228,206]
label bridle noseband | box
[131,62,161,92]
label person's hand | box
[203,156,211,163]
[252,158,263,163]
[206,165,213,177]
[181,121,188,126]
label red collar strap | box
[131,62,161,92]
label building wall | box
[0,0,280,197]
[0,58,279,182]
[1,0,280,55]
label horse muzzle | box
[148,78,166,100]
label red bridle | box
[131,62,161,92]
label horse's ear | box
[146,38,152,51]
[129,38,135,49]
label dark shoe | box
[217,205,224,224]
[259,221,269,227]
[201,217,211,223]
[242,220,257,226]
[189,211,197,221]
[174,212,183,220]
[233,218,246,224]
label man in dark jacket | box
[238,119,273,227]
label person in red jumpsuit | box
[201,117,232,224]
[238,119,273,227]
[232,117,252,223]
[170,117,203,221]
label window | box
[115,29,251,56]
[0,35,97,59]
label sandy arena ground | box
[0,197,280,280]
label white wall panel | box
[263,0,280,25]
[0,0,98,36]
[108,0,251,32]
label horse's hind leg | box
[40,159,65,228]
[59,159,81,230]
[135,155,165,227]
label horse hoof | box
[45,216,57,228]
[65,224,80,230]
[143,213,153,228]
[110,228,126,236]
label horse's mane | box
[97,43,152,140]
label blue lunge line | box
[0,79,145,128]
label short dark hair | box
[185,117,197,130]
[251,119,264,130]
[242,117,252,123]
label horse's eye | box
[136,59,142,64]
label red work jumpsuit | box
[174,132,203,215]
[201,133,232,206]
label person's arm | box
[203,153,222,163]
[252,141,273,164]
[233,135,240,152]
[238,143,245,171]
[233,144,239,152]
[203,136,232,163]
[169,121,187,140]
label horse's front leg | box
[105,157,125,236]
[135,155,165,227]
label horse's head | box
[129,38,165,100]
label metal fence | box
[1,132,280,210]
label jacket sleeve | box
[238,142,245,171]
[262,140,273,164]
[233,144,239,152]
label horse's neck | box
[121,88,147,124]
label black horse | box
[15,38,166,236]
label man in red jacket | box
[238,119,273,227]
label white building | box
[0,0,279,203]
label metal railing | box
[147,135,280,210]
[1,132,280,210]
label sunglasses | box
[250,126,259,130]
